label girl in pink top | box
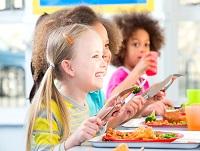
[107,66,149,98]
[107,13,172,116]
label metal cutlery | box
[97,81,145,121]
[97,73,183,121]
[133,73,183,118]
[142,73,183,100]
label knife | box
[142,74,182,99]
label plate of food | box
[103,127,182,143]
[89,127,200,149]
[144,109,187,128]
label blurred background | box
[0,0,200,150]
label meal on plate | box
[103,127,181,142]
[145,109,187,127]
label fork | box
[98,80,147,121]
[97,86,135,120]
[122,79,147,105]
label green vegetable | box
[180,103,186,108]
[132,85,142,94]
[145,111,156,123]
[162,133,176,138]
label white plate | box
[89,130,200,149]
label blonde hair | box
[26,24,90,151]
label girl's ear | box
[60,60,75,77]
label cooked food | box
[103,127,179,141]
[113,143,129,151]
[132,85,142,94]
[163,109,186,123]
[145,108,187,127]
[145,111,156,123]
[145,120,187,127]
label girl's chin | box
[90,83,103,91]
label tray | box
[89,130,200,149]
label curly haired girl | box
[107,12,172,116]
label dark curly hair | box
[100,17,122,55]
[30,6,122,102]
[112,12,164,67]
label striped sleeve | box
[31,101,65,151]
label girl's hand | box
[152,90,166,101]
[64,116,103,149]
[140,90,173,116]
[76,117,103,143]
[97,95,124,122]
[134,52,157,75]
[117,96,146,122]
[141,101,167,116]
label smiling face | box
[125,28,150,69]
[70,29,105,92]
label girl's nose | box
[139,49,145,54]
[100,57,107,68]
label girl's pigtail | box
[26,65,55,151]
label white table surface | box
[68,144,200,151]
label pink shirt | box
[106,66,149,99]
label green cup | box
[186,89,200,106]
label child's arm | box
[110,68,141,97]
[110,53,156,98]
[64,117,103,150]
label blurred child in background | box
[107,13,173,116]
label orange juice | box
[185,105,200,130]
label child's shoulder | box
[112,66,130,77]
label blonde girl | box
[26,24,105,150]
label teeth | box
[95,72,104,78]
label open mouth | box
[95,72,104,78]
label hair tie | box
[50,63,55,68]
[65,35,74,46]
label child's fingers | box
[82,131,94,140]
[87,116,99,122]
[90,116,104,126]
[96,117,103,126]
[84,126,98,137]
[86,122,99,132]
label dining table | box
[68,145,200,151]
[68,117,200,151]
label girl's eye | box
[131,41,140,48]
[105,43,109,49]
[102,55,108,59]
[145,43,150,48]
[92,54,99,58]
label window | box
[178,22,200,97]
[0,23,29,108]
[0,0,24,11]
